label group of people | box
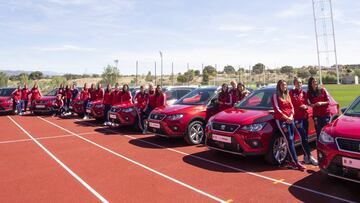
[217,81,251,111]
[272,76,330,171]
[11,83,42,115]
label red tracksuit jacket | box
[271,94,294,122]
[289,88,308,120]
[134,92,149,110]
[80,89,90,101]
[30,88,41,101]
[103,90,113,105]
[218,91,232,111]
[12,89,22,101]
[111,90,122,105]
[21,88,30,100]
[121,91,132,104]
[155,93,166,108]
[307,88,330,117]
[148,90,156,109]
[96,88,104,100]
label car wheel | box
[265,134,288,165]
[184,121,204,145]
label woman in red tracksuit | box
[121,84,132,104]
[146,83,156,115]
[233,82,250,104]
[272,80,305,171]
[111,83,122,106]
[12,85,22,115]
[307,77,330,139]
[96,83,104,101]
[89,83,97,101]
[218,83,232,111]
[65,85,72,112]
[57,83,65,99]
[229,81,237,105]
[289,78,318,166]
[154,85,166,108]
[53,94,65,116]
[30,83,42,112]
[81,83,91,119]
[21,84,30,113]
[134,85,149,132]
[103,84,113,126]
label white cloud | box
[276,3,310,18]
[34,45,96,52]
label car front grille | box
[35,100,47,104]
[110,107,121,112]
[212,122,239,133]
[150,114,166,120]
[336,138,360,154]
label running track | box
[0,115,359,203]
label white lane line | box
[39,117,227,203]
[73,118,356,203]
[7,116,109,203]
[0,132,95,145]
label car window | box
[46,89,58,96]
[176,89,216,105]
[236,90,273,110]
[177,90,191,99]
[166,90,177,100]
[345,97,360,117]
[0,88,15,96]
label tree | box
[92,74,100,78]
[202,69,209,85]
[19,73,29,85]
[184,69,194,82]
[296,69,310,79]
[194,70,200,76]
[145,71,153,82]
[223,65,235,74]
[63,73,81,80]
[354,68,360,77]
[29,71,44,80]
[252,63,265,74]
[101,65,120,85]
[203,65,217,76]
[0,72,8,87]
[177,75,187,83]
[309,67,318,76]
[280,66,294,78]
[50,76,67,87]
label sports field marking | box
[39,117,227,203]
[273,179,285,184]
[0,132,94,145]
[70,118,356,203]
[7,116,109,203]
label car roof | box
[259,85,309,91]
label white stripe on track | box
[7,116,109,203]
[0,132,94,145]
[39,117,227,203]
[73,118,355,203]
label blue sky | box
[0,0,359,75]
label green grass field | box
[324,84,360,107]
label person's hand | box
[315,102,321,107]
[300,104,308,110]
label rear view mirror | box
[340,107,347,114]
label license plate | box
[109,114,117,119]
[342,157,360,169]
[86,109,91,113]
[149,122,160,129]
[36,105,45,109]
[212,134,231,144]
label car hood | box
[37,96,56,101]
[329,115,360,139]
[112,102,134,108]
[211,108,273,125]
[90,100,103,105]
[153,104,206,115]
[0,96,11,101]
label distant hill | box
[0,69,63,76]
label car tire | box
[265,134,288,165]
[184,120,205,145]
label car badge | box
[221,125,226,130]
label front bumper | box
[147,119,187,138]
[0,104,13,112]
[318,142,360,183]
[108,111,137,126]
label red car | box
[108,102,138,128]
[0,88,16,114]
[318,96,360,183]
[86,99,105,121]
[147,87,222,145]
[31,89,58,114]
[205,86,339,165]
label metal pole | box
[187,62,190,86]
[215,64,217,86]
[135,60,138,87]
[154,61,157,86]
[329,0,340,84]
[201,63,204,73]
[312,0,323,85]
[171,62,174,86]
[159,51,163,87]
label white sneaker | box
[304,155,318,166]
[83,116,88,120]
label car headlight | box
[241,123,266,132]
[6,98,13,103]
[319,131,334,144]
[166,114,184,121]
[122,107,134,113]
[95,104,104,108]
[206,116,215,129]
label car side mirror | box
[330,114,340,122]
[340,107,347,114]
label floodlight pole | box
[154,61,157,86]
[187,62,190,86]
[136,60,138,86]
[171,62,174,86]
[159,51,163,87]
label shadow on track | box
[288,171,360,202]
[129,136,191,149]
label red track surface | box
[0,115,359,203]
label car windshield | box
[235,89,274,110]
[175,88,216,105]
[0,88,15,96]
[45,88,58,96]
[344,97,360,117]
